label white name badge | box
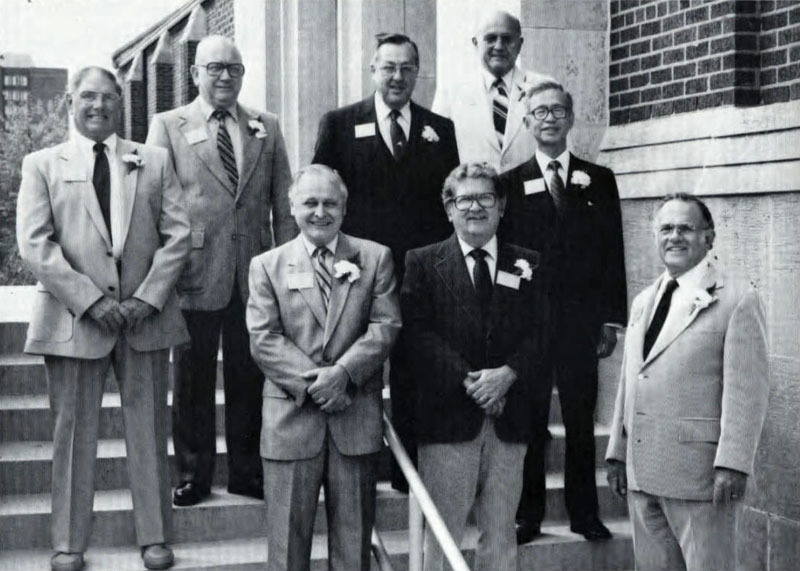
[496,270,521,290]
[287,272,315,290]
[524,178,546,195]
[185,128,209,145]
[355,123,376,138]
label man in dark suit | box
[498,81,627,542]
[401,162,548,571]
[312,33,459,490]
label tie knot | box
[213,108,229,121]
[548,160,561,173]
[664,278,679,295]
[493,78,506,92]
[93,142,106,154]
[314,246,330,261]
[389,109,401,121]
[469,248,488,262]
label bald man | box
[147,35,296,507]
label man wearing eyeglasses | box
[17,66,189,571]
[401,162,548,571]
[606,194,768,570]
[497,81,627,543]
[312,33,459,492]
[147,35,295,507]
[433,10,552,173]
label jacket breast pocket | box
[678,418,721,443]
[28,288,74,343]
[177,228,207,294]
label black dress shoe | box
[228,483,264,500]
[515,520,542,544]
[172,481,210,506]
[570,517,613,541]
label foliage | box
[0,97,69,284]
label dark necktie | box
[389,109,407,162]
[643,278,679,359]
[548,160,567,216]
[469,249,493,313]
[492,79,509,148]
[313,247,332,311]
[213,109,239,188]
[92,142,112,241]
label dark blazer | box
[312,96,459,276]
[498,153,627,355]
[401,235,549,445]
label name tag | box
[355,123,376,138]
[185,128,209,145]
[524,178,546,195]
[287,272,315,290]
[496,270,521,290]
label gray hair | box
[441,162,501,204]
[69,66,122,97]
[290,164,349,201]
[522,80,574,112]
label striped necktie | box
[548,160,567,216]
[492,78,509,148]
[313,247,332,310]
[389,109,407,162]
[213,109,239,188]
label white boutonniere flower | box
[689,288,717,316]
[570,170,591,188]
[333,257,361,283]
[248,119,268,139]
[121,152,144,173]
[514,258,534,281]
[421,125,440,143]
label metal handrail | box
[372,412,470,571]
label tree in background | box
[0,97,69,284]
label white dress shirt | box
[73,130,124,259]
[374,92,411,157]
[481,67,516,98]
[301,233,339,262]
[534,148,571,195]
[648,254,713,327]
[197,97,243,173]
[457,235,498,285]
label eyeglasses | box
[528,105,570,120]
[196,62,246,78]
[450,193,498,211]
[657,224,708,237]
[77,91,121,104]
[376,64,418,77]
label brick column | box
[148,31,174,118]
[123,53,147,142]
[176,4,207,106]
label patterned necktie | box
[469,249,493,312]
[313,247,332,311]
[492,78,509,148]
[548,160,567,216]
[213,109,239,188]
[643,278,679,359]
[389,109,407,162]
[92,142,112,241]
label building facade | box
[0,53,67,118]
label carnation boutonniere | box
[570,170,591,188]
[121,151,144,173]
[513,253,539,281]
[248,119,268,139]
[689,287,718,317]
[421,125,440,143]
[333,254,362,283]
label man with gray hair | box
[247,164,401,570]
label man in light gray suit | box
[147,35,296,506]
[246,164,401,571]
[606,194,769,570]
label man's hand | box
[464,365,517,409]
[485,398,506,417]
[304,365,350,413]
[87,296,125,335]
[712,467,748,505]
[597,325,618,359]
[606,460,627,498]
[119,298,156,330]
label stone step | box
[0,519,633,571]
[0,474,628,551]
[0,427,610,495]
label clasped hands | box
[463,365,517,417]
[87,296,155,334]
[303,364,352,414]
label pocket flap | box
[678,418,721,443]
[191,229,205,249]
[262,380,290,399]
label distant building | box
[0,53,68,119]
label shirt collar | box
[301,233,339,258]
[666,253,712,291]
[72,129,118,158]
[198,96,239,123]
[535,148,571,176]
[374,91,411,123]
[482,67,516,93]
[457,234,498,262]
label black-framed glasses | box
[196,62,246,78]
[528,105,570,120]
[376,64,418,77]
[77,91,121,104]
[657,224,708,237]
[450,193,498,211]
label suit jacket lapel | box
[115,139,139,253]
[502,79,526,153]
[287,237,327,330]
[179,98,236,196]
[433,235,482,329]
[61,141,113,250]
[323,234,356,346]
[236,104,264,199]
[486,243,518,329]
[406,101,426,160]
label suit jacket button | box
[236,202,243,209]
[231,234,237,241]
[108,286,115,291]
[106,251,113,257]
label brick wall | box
[609,0,800,125]
[207,0,234,38]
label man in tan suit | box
[147,35,296,505]
[16,66,189,571]
[606,194,769,570]
[246,164,401,571]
